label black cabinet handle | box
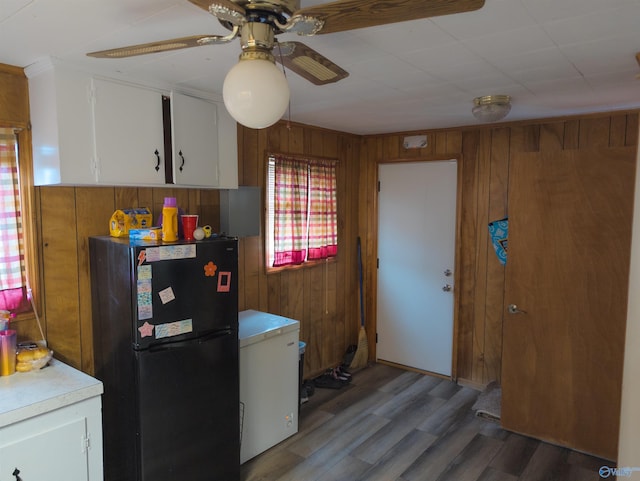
[13,468,22,481]
[154,149,161,172]
[179,150,185,172]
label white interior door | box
[376,160,457,376]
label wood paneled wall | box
[360,112,639,386]
[0,64,29,124]
[236,123,361,379]
[6,62,638,385]
[35,122,361,380]
[25,112,640,384]
[36,186,222,373]
[0,64,43,345]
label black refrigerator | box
[89,235,240,481]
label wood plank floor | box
[240,363,610,481]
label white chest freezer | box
[239,310,300,464]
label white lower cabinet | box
[0,397,102,480]
[0,360,104,481]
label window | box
[266,153,338,269]
[0,128,32,316]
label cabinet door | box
[0,397,103,481]
[93,78,166,186]
[171,92,219,187]
[0,418,89,480]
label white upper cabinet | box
[26,59,238,189]
[93,78,167,186]
[27,61,96,186]
[171,92,219,187]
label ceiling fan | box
[88,0,486,129]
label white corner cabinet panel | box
[26,60,96,186]
[0,359,104,481]
[216,100,239,189]
[92,77,168,186]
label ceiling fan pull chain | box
[276,39,291,130]
[275,40,292,130]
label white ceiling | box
[1,0,639,135]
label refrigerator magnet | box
[217,272,231,292]
[145,247,161,262]
[155,319,193,339]
[138,321,154,338]
[137,265,152,279]
[204,261,218,277]
[158,286,176,305]
[137,278,153,320]
[138,304,152,320]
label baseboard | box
[376,359,452,380]
[456,377,488,391]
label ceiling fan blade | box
[87,32,237,58]
[293,0,485,35]
[276,41,348,85]
[188,0,214,11]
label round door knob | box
[508,304,527,314]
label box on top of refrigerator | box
[109,208,153,237]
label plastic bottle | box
[161,197,178,242]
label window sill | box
[9,310,37,325]
[266,256,337,275]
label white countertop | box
[0,358,103,428]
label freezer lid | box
[239,310,300,347]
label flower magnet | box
[204,261,218,277]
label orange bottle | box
[161,197,178,242]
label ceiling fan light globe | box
[223,58,290,129]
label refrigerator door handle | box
[199,327,233,342]
[147,327,233,352]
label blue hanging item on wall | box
[488,217,508,265]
